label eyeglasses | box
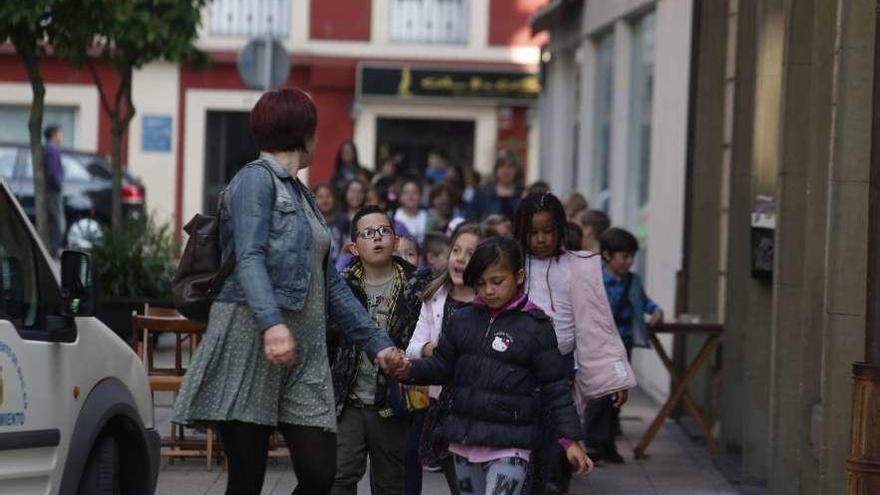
[357,226,395,240]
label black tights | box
[216,421,336,495]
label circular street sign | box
[237,38,291,91]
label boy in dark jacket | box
[330,206,431,495]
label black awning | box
[530,0,583,34]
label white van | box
[0,179,159,494]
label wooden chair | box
[131,312,217,468]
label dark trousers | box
[46,189,65,257]
[216,420,336,495]
[582,395,616,450]
[333,405,409,495]
[405,407,460,495]
[583,339,634,452]
[405,409,426,495]
[541,352,576,493]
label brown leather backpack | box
[171,205,236,323]
[171,161,275,322]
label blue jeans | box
[453,456,528,495]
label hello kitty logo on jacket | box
[491,332,513,352]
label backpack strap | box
[208,160,280,294]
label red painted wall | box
[489,0,547,47]
[174,58,358,230]
[310,87,355,185]
[310,0,372,41]
[0,55,125,161]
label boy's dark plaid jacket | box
[329,256,431,416]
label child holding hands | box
[397,237,592,495]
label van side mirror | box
[0,256,25,319]
[60,250,95,317]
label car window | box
[0,186,60,330]
[0,147,16,179]
[60,154,92,182]
[19,149,91,182]
[76,156,113,180]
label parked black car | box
[0,142,146,249]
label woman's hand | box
[566,442,594,475]
[612,389,629,408]
[375,347,407,373]
[422,340,438,357]
[263,324,296,366]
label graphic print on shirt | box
[491,331,513,353]
[367,291,392,328]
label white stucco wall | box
[633,0,693,402]
[127,63,181,228]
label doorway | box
[375,118,475,175]
[203,111,259,214]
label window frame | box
[389,0,471,45]
[591,30,615,212]
[0,184,74,343]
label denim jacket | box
[215,153,393,360]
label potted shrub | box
[89,214,178,343]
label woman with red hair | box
[173,88,403,495]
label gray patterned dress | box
[172,186,336,431]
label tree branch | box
[121,67,136,128]
[85,56,114,118]
[113,60,127,119]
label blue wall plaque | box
[142,115,173,152]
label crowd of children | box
[319,143,663,495]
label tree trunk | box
[19,49,49,248]
[108,67,135,233]
[110,119,123,231]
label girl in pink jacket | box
[514,193,637,490]
[405,223,493,495]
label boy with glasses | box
[330,206,431,495]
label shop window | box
[627,11,656,277]
[390,0,469,44]
[208,0,290,39]
[591,32,614,212]
[0,106,77,148]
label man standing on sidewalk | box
[43,124,65,258]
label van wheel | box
[77,435,120,495]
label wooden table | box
[634,322,723,459]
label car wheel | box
[66,217,103,250]
[77,435,120,495]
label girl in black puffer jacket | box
[396,237,593,495]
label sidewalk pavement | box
[151,338,738,494]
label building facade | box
[0,0,545,232]
[533,0,695,402]
[684,1,875,492]
[537,0,880,493]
